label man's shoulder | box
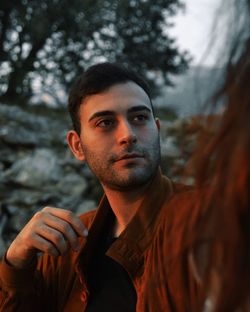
[160,182,207,235]
[167,181,204,213]
[157,184,206,256]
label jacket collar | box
[107,168,174,277]
[78,168,174,279]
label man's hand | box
[6,207,88,269]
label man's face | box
[69,81,161,191]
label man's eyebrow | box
[88,105,152,122]
[88,110,115,122]
[127,105,152,114]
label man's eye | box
[96,119,115,128]
[133,114,148,122]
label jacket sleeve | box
[0,254,52,312]
[0,211,95,311]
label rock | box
[8,207,32,232]
[161,136,180,158]
[0,125,39,147]
[75,199,96,215]
[0,239,5,258]
[5,148,62,188]
[0,104,68,147]
[6,189,45,206]
[56,173,88,196]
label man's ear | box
[155,117,161,131]
[67,130,85,161]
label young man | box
[0,63,199,311]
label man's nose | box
[117,121,137,145]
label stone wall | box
[0,103,218,256]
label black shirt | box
[85,228,137,311]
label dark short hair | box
[68,62,154,134]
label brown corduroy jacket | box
[0,170,201,311]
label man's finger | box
[30,233,61,257]
[41,207,88,237]
[36,225,69,255]
[43,214,81,251]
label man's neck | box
[103,182,151,237]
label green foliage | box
[0,0,190,103]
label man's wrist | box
[5,250,37,270]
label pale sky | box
[170,0,221,66]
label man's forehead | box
[79,82,152,117]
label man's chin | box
[103,169,156,191]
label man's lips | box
[115,153,144,162]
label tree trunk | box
[2,37,48,101]
[0,6,12,61]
